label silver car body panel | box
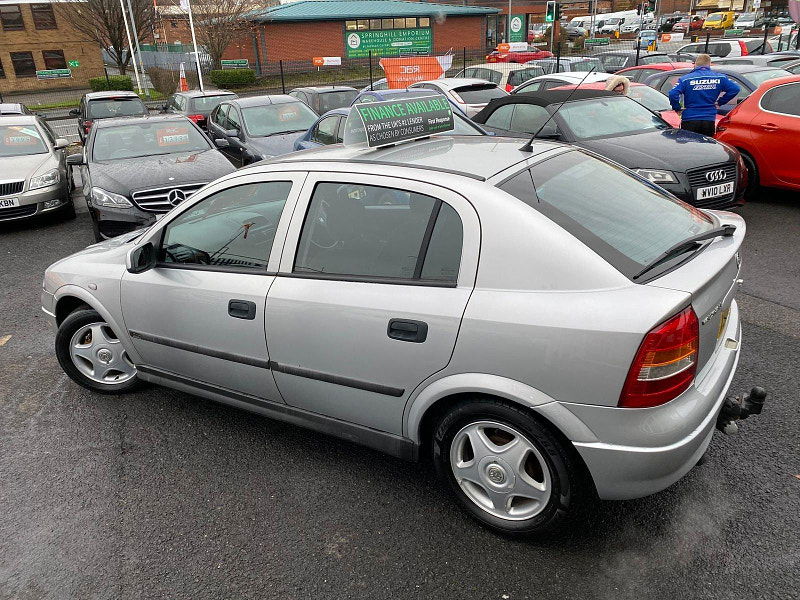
[43,137,746,500]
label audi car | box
[67,114,235,240]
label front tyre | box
[55,309,139,394]
[432,398,584,536]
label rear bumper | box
[566,299,742,500]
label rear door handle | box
[228,299,256,320]
[387,319,428,343]
[760,123,779,132]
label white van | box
[598,11,639,34]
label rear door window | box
[760,82,800,116]
[483,104,514,130]
[499,150,714,277]
[464,67,501,85]
[454,84,507,104]
[509,104,550,133]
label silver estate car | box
[43,136,755,535]
[0,115,74,222]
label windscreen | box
[192,95,235,112]
[706,13,724,21]
[0,124,48,156]
[557,96,670,139]
[627,85,672,112]
[571,58,604,72]
[605,18,621,25]
[92,121,210,161]
[318,90,359,113]
[87,97,147,119]
[736,12,755,19]
[744,69,790,87]
[242,102,319,137]
[502,151,714,273]
[454,84,508,104]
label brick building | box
[0,0,104,94]
[220,0,500,68]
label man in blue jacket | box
[668,54,741,136]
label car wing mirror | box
[126,242,157,274]
[54,138,70,150]
[66,153,85,165]
[68,108,80,117]
[224,128,239,137]
[214,138,230,148]
[162,103,169,111]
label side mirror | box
[66,153,85,165]
[54,138,69,150]
[224,128,239,138]
[162,103,169,111]
[214,138,230,148]
[68,108,80,117]
[126,242,156,274]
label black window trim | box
[291,180,462,287]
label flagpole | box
[126,0,149,97]
[184,0,205,91]
[119,0,144,94]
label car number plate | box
[696,182,734,200]
[0,197,20,209]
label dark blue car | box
[294,89,490,151]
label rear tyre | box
[55,309,140,394]
[432,398,586,536]
[740,151,760,200]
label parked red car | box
[715,75,800,194]
[615,62,694,83]
[486,47,553,64]
[672,15,704,33]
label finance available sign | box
[345,28,432,58]
[353,96,454,147]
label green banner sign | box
[584,37,611,46]
[36,69,72,80]
[509,14,526,43]
[353,95,454,147]
[345,28,432,58]
[724,29,745,37]
[221,59,249,69]
[68,60,80,68]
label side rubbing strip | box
[128,330,270,369]
[269,361,405,398]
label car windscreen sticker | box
[277,105,302,122]
[156,127,190,147]
[344,94,455,148]
[3,126,41,146]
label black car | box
[162,89,238,130]
[207,95,319,166]
[288,86,359,115]
[594,51,672,73]
[66,114,236,240]
[69,91,148,143]
[472,89,746,209]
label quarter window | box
[761,83,800,116]
[10,51,36,77]
[212,104,229,127]
[312,116,339,145]
[42,49,66,70]
[161,182,293,270]
[31,3,56,29]
[0,4,24,30]
[294,182,462,282]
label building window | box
[0,59,5,78]
[381,18,393,29]
[31,3,56,29]
[171,20,177,27]
[357,19,368,30]
[393,18,405,28]
[10,52,36,77]
[346,17,431,32]
[419,17,430,27]
[345,20,357,30]
[42,49,67,69]
[405,18,417,28]
[0,4,25,30]
[369,19,380,29]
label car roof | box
[535,56,600,63]
[93,113,193,128]
[551,82,648,90]
[271,136,563,181]
[316,107,352,118]
[415,78,496,89]
[85,90,140,99]
[0,114,38,126]
[619,62,693,70]
[0,103,27,113]
[666,64,791,75]
[493,88,618,107]
[465,62,541,72]
[178,90,236,98]
[229,94,303,107]
[366,88,438,99]
[596,50,669,58]
[291,86,357,94]
[524,72,612,83]
[716,54,795,65]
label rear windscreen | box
[318,90,359,113]
[192,95,235,112]
[88,98,147,119]
[499,150,714,276]
[454,85,507,104]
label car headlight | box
[91,187,132,208]
[29,169,60,191]
[635,169,677,184]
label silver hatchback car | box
[43,136,756,535]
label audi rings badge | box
[705,170,727,183]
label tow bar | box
[716,387,768,435]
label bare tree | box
[58,0,155,75]
[191,0,259,70]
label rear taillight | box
[84,120,93,133]
[619,307,699,408]
[187,114,204,123]
[505,83,513,92]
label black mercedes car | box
[67,114,236,240]
[472,89,747,209]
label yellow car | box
[702,11,736,29]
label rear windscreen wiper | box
[633,224,736,281]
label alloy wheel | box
[68,322,136,385]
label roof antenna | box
[520,67,597,152]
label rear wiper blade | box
[633,224,736,281]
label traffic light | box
[554,3,561,20]
[545,1,556,23]
[636,3,642,14]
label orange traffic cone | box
[179,62,189,91]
